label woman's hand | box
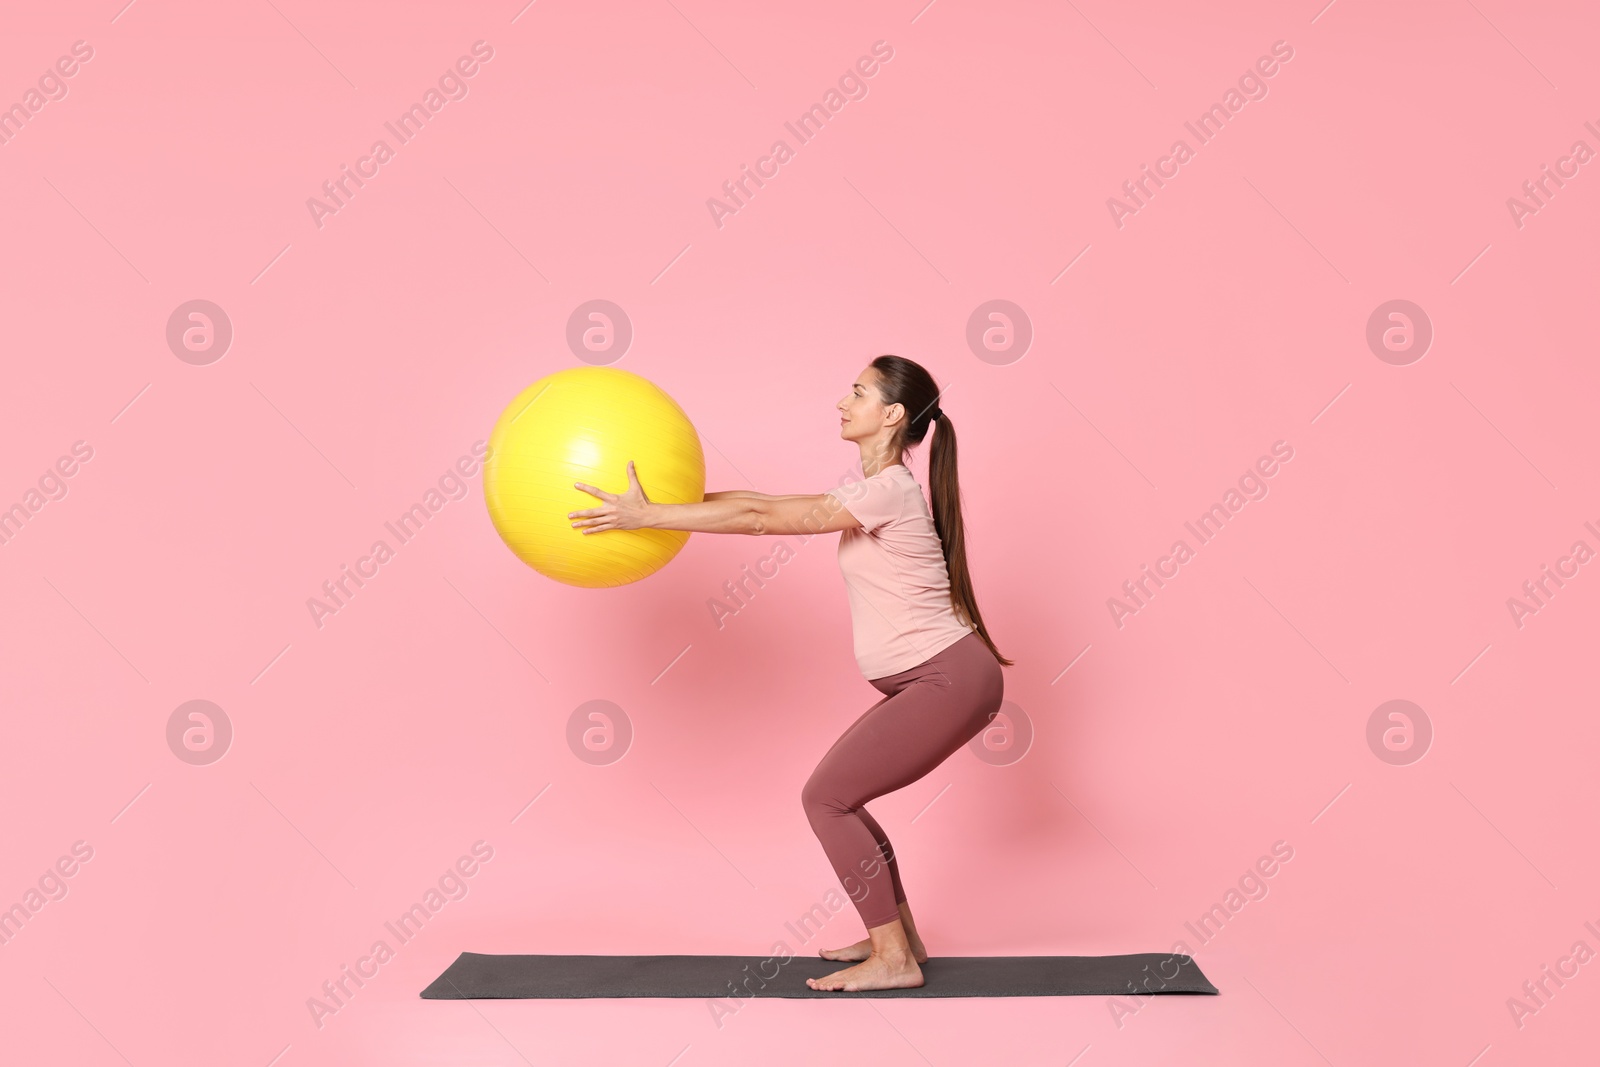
[569,461,654,534]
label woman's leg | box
[797,694,913,919]
[852,805,906,915]
[800,686,988,929]
[800,634,1003,989]
[812,805,930,963]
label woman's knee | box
[799,772,826,813]
[800,771,847,816]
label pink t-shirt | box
[823,463,976,680]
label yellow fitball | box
[484,366,705,588]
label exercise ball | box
[484,366,705,588]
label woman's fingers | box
[569,471,632,534]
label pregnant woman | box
[568,355,1013,992]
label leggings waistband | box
[869,632,997,697]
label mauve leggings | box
[801,632,1005,930]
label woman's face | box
[838,367,896,442]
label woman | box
[568,355,1013,992]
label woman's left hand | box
[569,461,654,533]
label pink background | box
[3,0,1598,1063]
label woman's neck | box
[862,455,905,478]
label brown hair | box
[867,355,1013,668]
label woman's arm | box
[643,494,861,536]
[640,497,763,534]
[703,491,815,502]
[570,465,858,536]
[754,495,862,535]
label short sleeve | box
[825,474,904,534]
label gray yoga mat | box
[421,951,1218,999]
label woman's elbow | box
[748,498,830,537]
[749,499,806,536]
[748,499,774,536]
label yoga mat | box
[421,951,1218,999]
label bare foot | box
[820,936,927,964]
[807,951,924,992]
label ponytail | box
[869,355,1013,668]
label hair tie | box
[930,407,943,422]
